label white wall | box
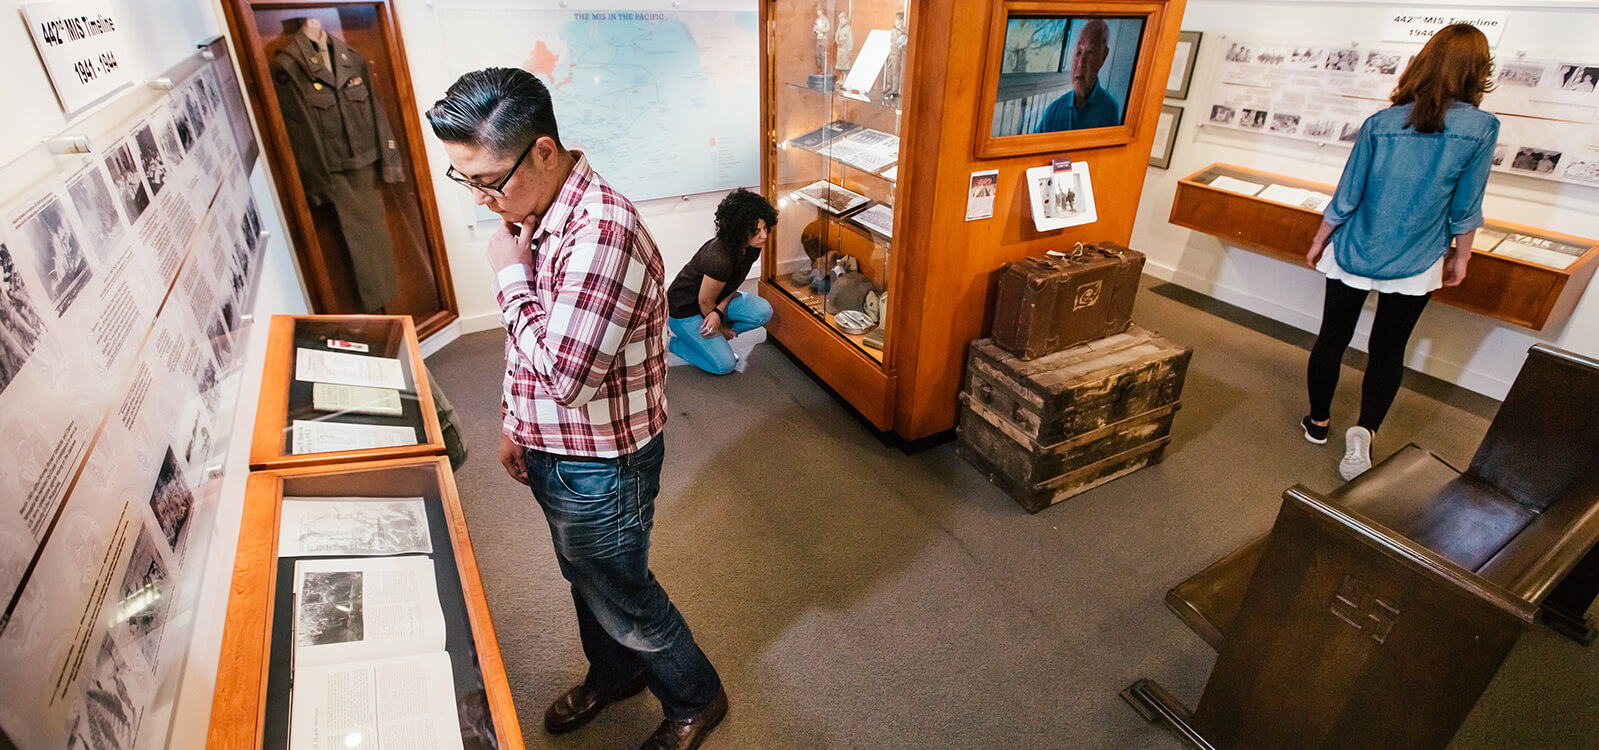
[390,0,756,341]
[1134,0,1599,399]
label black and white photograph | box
[1288,47,1322,67]
[1252,47,1286,66]
[1563,160,1599,185]
[1498,62,1545,88]
[1493,143,1508,167]
[1557,64,1599,93]
[1339,122,1362,143]
[1239,108,1268,129]
[104,143,151,224]
[1209,104,1236,124]
[117,525,171,667]
[133,124,167,197]
[1324,48,1360,72]
[230,238,251,280]
[172,99,195,152]
[155,114,185,169]
[67,166,125,255]
[0,243,46,397]
[183,89,207,140]
[1302,119,1337,139]
[1511,147,1562,174]
[240,197,261,252]
[206,315,233,366]
[1364,52,1401,76]
[792,180,869,215]
[297,571,365,646]
[19,195,93,315]
[1270,113,1300,133]
[147,448,194,554]
[65,637,138,750]
[182,404,212,466]
[1225,42,1253,63]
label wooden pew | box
[1124,344,1599,749]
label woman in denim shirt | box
[1302,23,1499,480]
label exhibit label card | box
[1382,11,1507,46]
[313,383,404,416]
[292,556,447,667]
[291,420,419,455]
[965,170,997,221]
[295,348,406,390]
[20,0,135,113]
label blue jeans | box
[522,434,722,720]
[667,291,773,375]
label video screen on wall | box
[991,15,1145,137]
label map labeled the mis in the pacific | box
[489,11,760,201]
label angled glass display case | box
[764,0,908,364]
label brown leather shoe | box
[543,673,648,734]
[637,688,728,750]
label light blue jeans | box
[667,291,772,375]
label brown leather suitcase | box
[991,242,1146,360]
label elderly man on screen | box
[1038,19,1121,132]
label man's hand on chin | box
[487,217,536,274]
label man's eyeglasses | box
[445,138,536,197]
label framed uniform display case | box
[218,0,458,337]
[250,314,445,470]
[760,0,1186,441]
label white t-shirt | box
[1319,242,1444,295]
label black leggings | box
[1306,278,1432,432]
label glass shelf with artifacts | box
[764,0,910,365]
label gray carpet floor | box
[425,280,1597,749]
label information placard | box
[20,0,135,113]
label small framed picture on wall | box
[1150,104,1182,169]
[1166,30,1201,99]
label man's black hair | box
[714,189,778,249]
[426,67,561,157]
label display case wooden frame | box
[209,456,524,750]
[217,0,459,338]
[974,0,1171,158]
[1171,163,1599,330]
[760,0,1187,441]
[250,314,444,469]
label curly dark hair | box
[715,189,778,249]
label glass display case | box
[249,314,444,470]
[765,0,910,362]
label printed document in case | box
[292,420,419,455]
[1208,175,1266,196]
[278,497,432,557]
[313,382,404,416]
[288,651,464,750]
[292,556,447,667]
[295,348,407,390]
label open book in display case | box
[209,455,523,750]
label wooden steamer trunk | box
[991,243,1147,360]
[958,325,1191,512]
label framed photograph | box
[1025,161,1097,231]
[1149,104,1181,169]
[976,0,1173,158]
[1165,30,1200,99]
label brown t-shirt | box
[666,238,760,319]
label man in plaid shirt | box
[427,68,725,750]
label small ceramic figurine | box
[834,12,854,74]
[813,7,831,74]
[883,12,908,100]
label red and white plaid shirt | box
[496,153,667,458]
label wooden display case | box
[209,456,523,749]
[217,0,458,336]
[760,0,1188,441]
[250,314,444,470]
[1171,163,1599,330]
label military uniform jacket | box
[270,32,403,204]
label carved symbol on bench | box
[1329,574,1399,644]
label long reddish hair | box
[1391,23,1494,133]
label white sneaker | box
[1339,426,1373,480]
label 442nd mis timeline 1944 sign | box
[21,0,135,114]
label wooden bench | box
[1124,344,1599,749]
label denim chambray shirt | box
[1324,101,1499,280]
